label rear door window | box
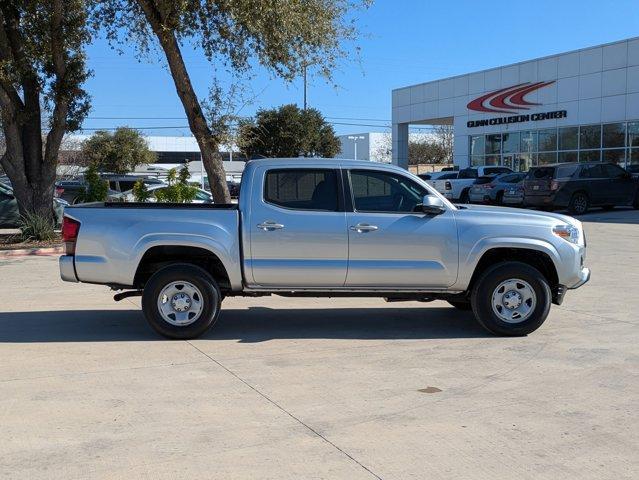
[556,165,579,178]
[264,169,339,211]
[579,164,604,178]
[602,163,627,178]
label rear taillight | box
[61,216,80,255]
[550,180,559,191]
[445,181,452,190]
[54,186,64,198]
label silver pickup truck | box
[59,158,590,339]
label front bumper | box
[569,267,591,289]
[59,255,78,282]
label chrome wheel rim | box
[491,278,536,323]
[157,281,204,326]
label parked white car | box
[431,166,513,202]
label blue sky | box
[82,0,639,137]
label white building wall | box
[392,36,639,169]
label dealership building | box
[392,37,639,172]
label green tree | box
[81,127,156,173]
[0,1,91,221]
[90,0,370,204]
[409,140,449,165]
[238,104,341,158]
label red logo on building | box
[467,81,555,114]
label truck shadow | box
[0,306,488,343]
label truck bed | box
[63,202,243,289]
[73,202,238,210]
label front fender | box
[453,236,561,291]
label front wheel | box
[142,263,221,339]
[459,189,470,204]
[471,262,551,336]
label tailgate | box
[524,178,552,195]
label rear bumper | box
[59,255,78,282]
[523,194,555,207]
[502,195,523,205]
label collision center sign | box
[466,81,566,128]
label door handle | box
[349,223,378,233]
[257,221,284,231]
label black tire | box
[633,191,639,210]
[447,300,472,311]
[495,191,504,205]
[470,261,551,336]
[568,192,589,215]
[459,189,470,204]
[142,263,221,339]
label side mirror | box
[420,194,446,215]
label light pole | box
[347,135,365,160]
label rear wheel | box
[471,262,551,336]
[142,263,221,339]
[633,191,639,209]
[568,192,589,215]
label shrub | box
[132,180,151,202]
[79,165,108,203]
[18,212,56,242]
[154,166,197,203]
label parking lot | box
[1,208,638,480]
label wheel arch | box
[458,239,561,294]
[134,244,232,292]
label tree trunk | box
[136,0,231,204]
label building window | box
[520,131,537,152]
[558,151,578,163]
[628,122,639,148]
[470,135,484,156]
[502,132,520,154]
[603,123,625,148]
[580,125,601,149]
[579,150,601,162]
[538,152,557,165]
[538,129,557,151]
[559,127,578,150]
[485,134,501,155]
[484,155,500,166]
[602,148,626,166]
[471,155,484,166]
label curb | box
[0,246,64,258]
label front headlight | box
[552,224,582,245]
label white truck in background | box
[432,166,513,202]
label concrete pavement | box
[1,208,638,479]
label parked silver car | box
[59,158,590,339]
